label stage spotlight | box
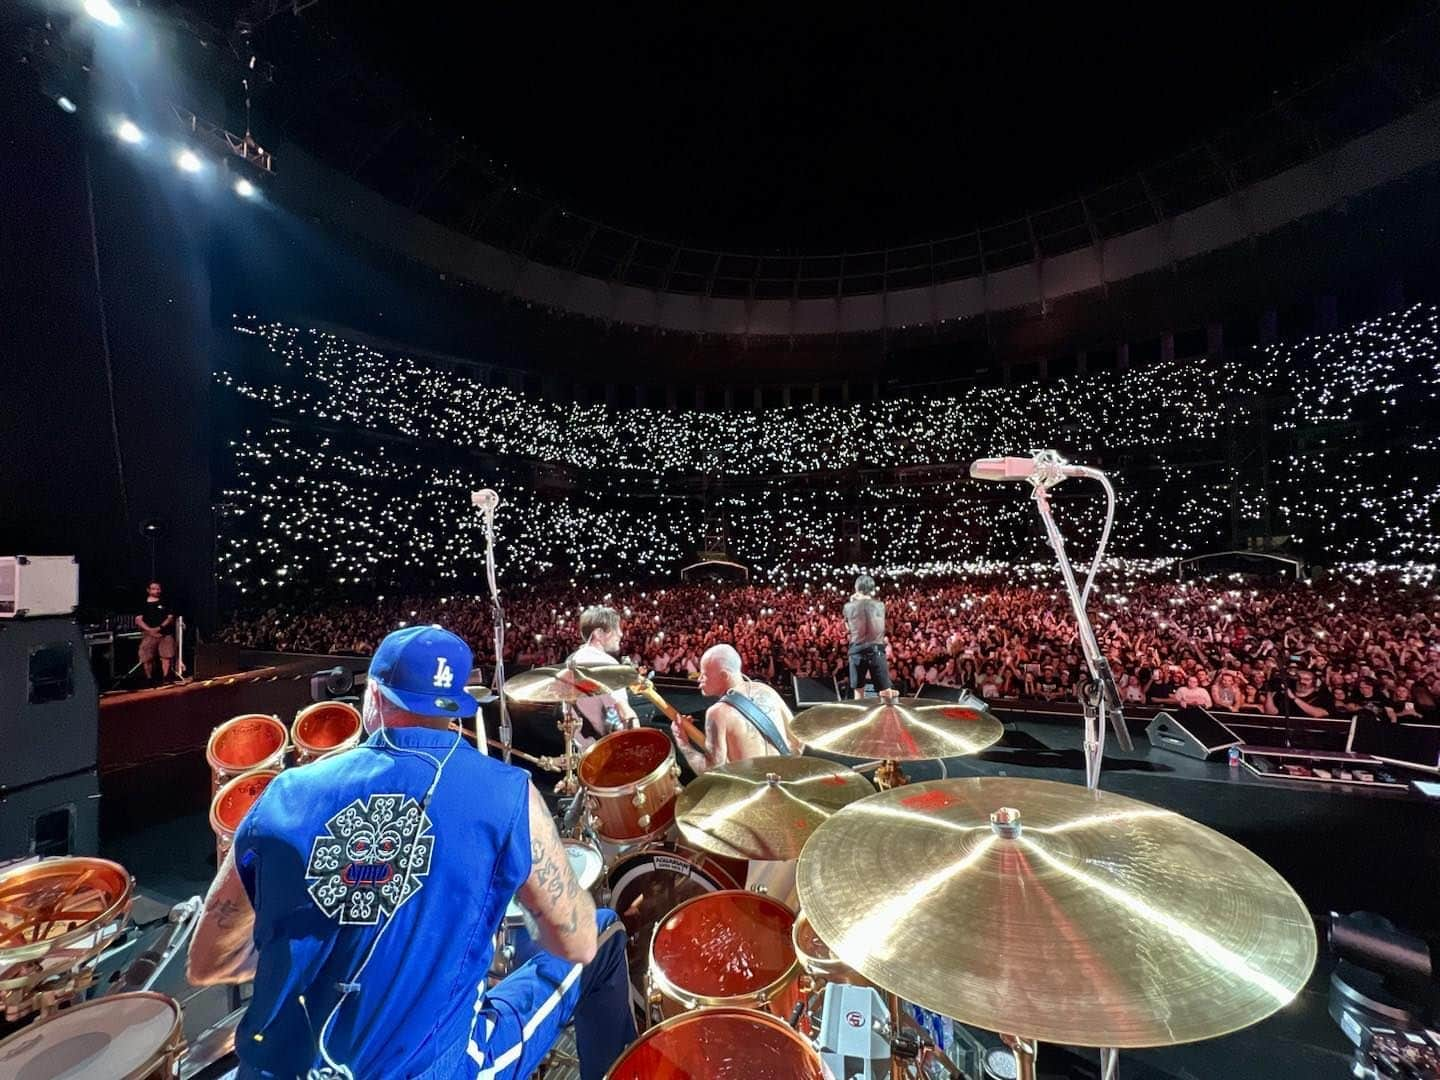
[233,177,256,198]
[83,0,124,27]
[175,149,203,174]
[115,118,143,144]
[56,96,78,114]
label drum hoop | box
[0,990,183,1065]
[603,843,742,893]
[292,701,362,757]
[206,714,288,773]
[559,838,605,890]
[602,1005,820,1078]
[0,857,135,966]
[648,888,800,1010]
[208,767,281,838]
[578,730,675,796]
[792,911,852,978]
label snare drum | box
[648,889,803,1021]
[579,728,679,844]
[601,842,743,1020]
[492,838,605,978]
[0,991,185,1079]
[603,1006,828,1080]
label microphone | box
[117,896,202,993]
[969,451,1097,488]
[470,489,500,518]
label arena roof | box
[219,1,1436,293]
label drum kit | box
[0,660,1319,1079]
[0,698,368,1078]
[499,669,1317,1080]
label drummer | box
[187,625,635,1079]
[569,605,640,747]
[671,644,803,907]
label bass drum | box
[600,843,744,1022]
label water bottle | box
[1228,746,1241,768]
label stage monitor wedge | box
[1146,707,1243,761]
[793,676,840,706]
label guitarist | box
[669,643,803,908]
[569,605,639,747]
[671,643,799,775]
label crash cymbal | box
[503,664,640,704]
[796,777,1316,1048]
[790,699,1003,761]
[674,756,874,862]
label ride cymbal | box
[795,777,1316,1048]
[674,755,874,861]
[790,699,1003,761]
[503,664,640,704]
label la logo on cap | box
[433,657,454,689]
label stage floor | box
[102,717,1428,1079]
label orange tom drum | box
[209,768,280,860]
[206,713,287,791]
[292,701,363,764]
[792,910,871,986]
[648,889,803,1021]
[604,1007,828,1080]
[579,728,679,843]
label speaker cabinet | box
[0,617,98,789]
[0,769,99,859]
[1146,707,1243,761]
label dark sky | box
[242,2,1421,251]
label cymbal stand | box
[554,702,583,797]
[855,759,907,790]
[1000,1034,1037,1080]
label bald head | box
[699,643,743,696]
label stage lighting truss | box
[169,103,274,175]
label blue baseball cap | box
[368,625,479,718]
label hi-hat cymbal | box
[791,699,1003,761]
[674,756,874,862]
[796,777,1316,1048]
[504,664,640,704]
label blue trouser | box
[465,908,634,1080]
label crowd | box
[219,565,1440,722]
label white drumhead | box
[562,839,603,890]
[0,993,178,1080]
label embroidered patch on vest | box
[306,794,435,925]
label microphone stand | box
[479,502,513,766]
[1025,456,1133,789]
[1027,454,1125,1080]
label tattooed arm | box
[515,783,597,964]
[187,847,258,985]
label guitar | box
[630,675,707,754]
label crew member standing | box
[135,580,177,684]
[187,626,635,1079]
[569,605,639,746]
[844,574,892,699]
